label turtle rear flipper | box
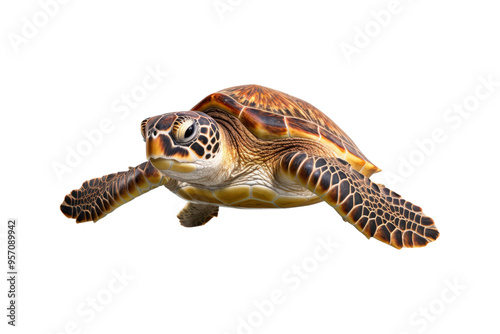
[279,152,439,249]
[177,203,219,227]
[60,161,169,223]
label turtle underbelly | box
[174,184,321,208]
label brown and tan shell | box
[191,84,381,177]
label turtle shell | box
[191,84,381,177]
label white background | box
[1,0,499,333]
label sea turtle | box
[60,84,439,249]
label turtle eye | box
[184,124,195,138]
[172,118,198,144]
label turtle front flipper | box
[177,202,219,227]
[279,152,439,249]
[60,161,169,223]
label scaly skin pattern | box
[280,151,439,248]
[60,161,169,223]
[143,111,222,162]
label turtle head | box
[141,111,225,182]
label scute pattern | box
[193,85,381,177]
[174,184,321,209]
[217,85,365,155]
[60,161,168,223]
[280,152,439,249]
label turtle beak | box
[146,134,166,158]
[146,135,196,173]
[146,134,171,170]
